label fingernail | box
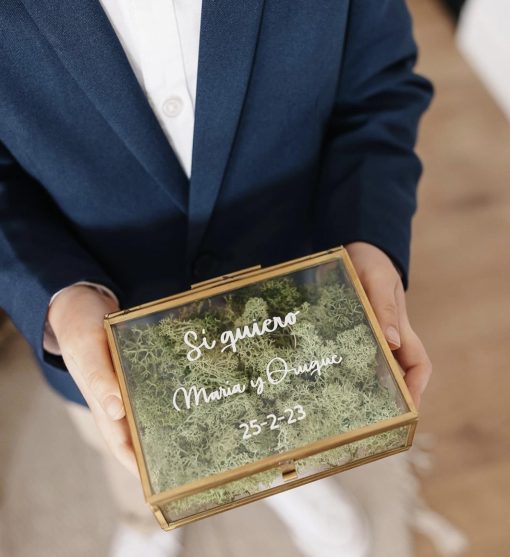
[386,326,401,348]
[104,395,125,420]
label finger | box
[62,327,126,421]
[89,396,139,478]
[396,331,432,408]
[362,272,401,350]
[105,418,139,478]
[393,314,432,410]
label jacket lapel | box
[186,0,266,265]
[20,0,189,214]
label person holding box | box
[0,1,433,555]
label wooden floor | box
[407,1,510,555]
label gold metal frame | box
[104,246,418,530]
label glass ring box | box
[104,246,418,530]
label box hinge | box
[190,264,262,290]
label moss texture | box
[113,263,406,519]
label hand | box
[48,285,139,476]
[345,242,432,408]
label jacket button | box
[192,252,218,279]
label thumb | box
[64,329,126,421]
[365,280,401,351]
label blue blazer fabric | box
[0,0,433,405]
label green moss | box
[114,265,405,520]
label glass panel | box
[110,255,409,512]
[160,425,410,523]
[295,424,410,476]
[160,467,283,522]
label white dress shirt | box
[98,0,203,179]
[44,0,203,354]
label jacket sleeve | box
[312,0,434,289]
[0,141,123,371]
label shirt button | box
[162,96,183,118]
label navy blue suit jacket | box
[0,0,433,405]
